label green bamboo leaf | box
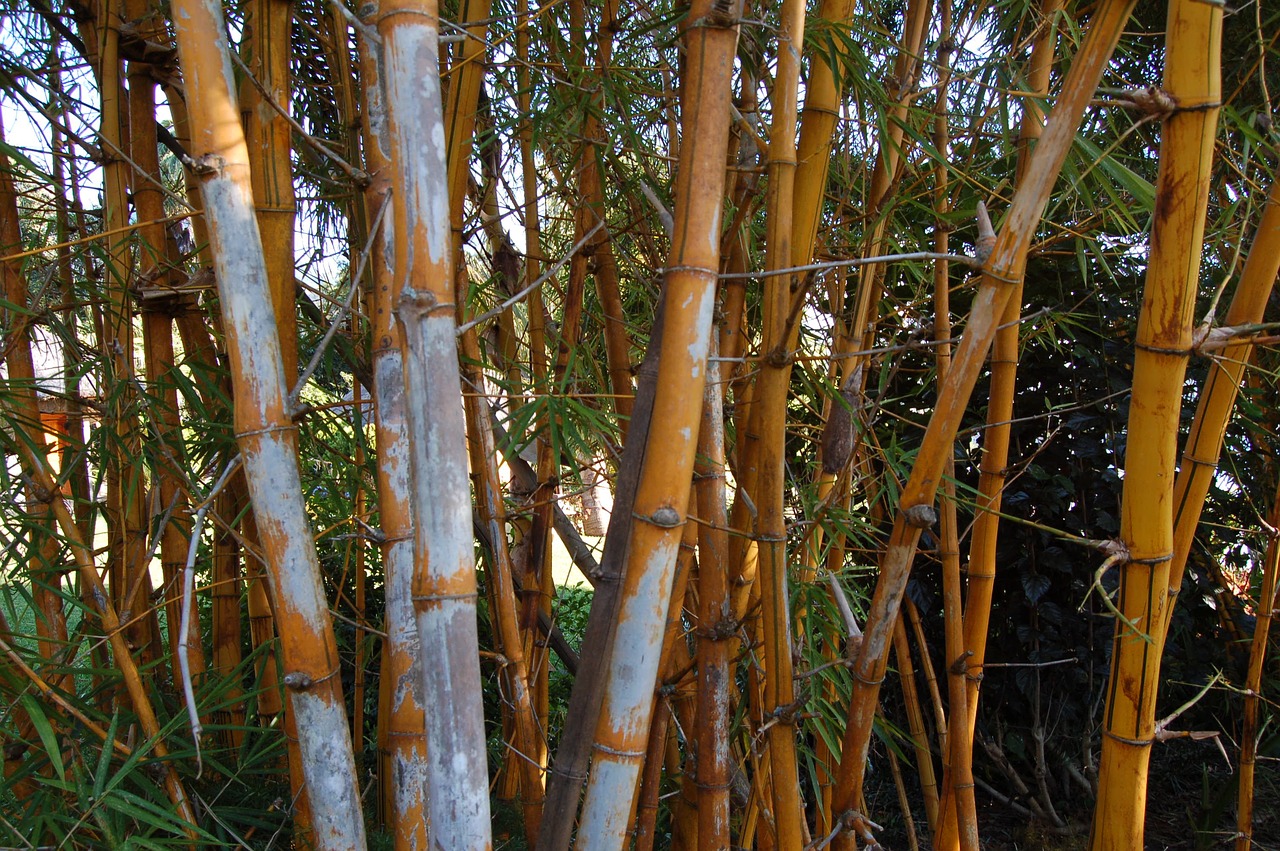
[93,710,121,800]
[18,694,64,781]
[0,137,48,181]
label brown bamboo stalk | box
[173,306,247,748]
[828,2,1138,843]
[2,118,195,836]
[1163,180,1280,643]
[1236,479,1280,851]
[1089,0,1220,845]
[47,56,94,550]
[98,0,162,670]
[126,11,208,691]
[929,0,976,844]
[0,114,72,698]
[576,0,634,437]
[444,0,491,290]
[461,332,547,839]
[240,0,299,378]
[717,68,761,380]
[377,0,493,842]
[695,337,733,851]
[798,0,931,752]
[515,0,554,767]
[958,0,1064,762]
[570,1,740,843]
[536,295,663,851]
[893,617,940,828]
[749,0,808,843]
[906,597,947,754]
[843,0,931,373]
[169,1,367,844]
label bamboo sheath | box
[828,1,1138,844]
[570,2,739,844]
[169,1,367,846]
[353,6,431,844]
[1090,0,1221,845]
[377,0,494,844]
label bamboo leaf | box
[18,694,64,781]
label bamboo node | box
[640,505,683,528]
[903,503,937,528]
[949,649,974,675]
[591,742,646,760]
[283,671,313,691]
[412,591,481,605]
[397,287,438,313]
[1135,341,1192,357]
[765,346,792,367]
[701,0,742,27]
[186,154,224,176]
[1102,730,1153,748]
[851,668,885,686]
[700,616,740,640]
[233,423,298,441]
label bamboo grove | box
[0,0,1278,846]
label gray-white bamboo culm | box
[356,5,432,842]
[378,0,494,846]
[169,0,367,846]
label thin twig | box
[179,454,244,777]
[289,194,391,412]
[717,250,979,280]
[227,50,369,187]
[981,657,1077,669]
[326,0,380,44]
[638,181,673,237]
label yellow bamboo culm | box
[1089,0,1221,847]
